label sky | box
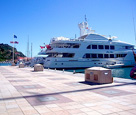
[0,0,136,57]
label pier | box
[0,66,136,115]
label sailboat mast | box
[27,36,29,58]
[31,43,32,59]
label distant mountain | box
[0,43,26,61]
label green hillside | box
[0,43,26,61]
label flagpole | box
[31,43,32,59]
[13,35,14,63]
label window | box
[87,45,91,49]
[116,54,127,58]
[92,54,97,58]
[105,45,109,49]
[125,46,128,49]
[73,44,80,48]
[92,45,97,49]
[63,53,75,58]
[125,46,134,49]
[104,54,109,58]
[98,54,103,58]
[121,54,127,57]
[83,54,91,58]
[98,45,104,49]
[110,54,114,58]
[110,45,115,50]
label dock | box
[0,66,136,115]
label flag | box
[40,46,45,49]
[10,41,14,43]
[10,41,18,44]
[46,45,51,49]
[14,41,19,44]
[14,35,17,38]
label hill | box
[0,43,26,61]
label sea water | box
[0,63,11,66]
[65,67,134,79]
[0,63,134,79]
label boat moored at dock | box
[43,21,136,69]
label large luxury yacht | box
[43,21,136,69]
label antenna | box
[85,15,87,22]
[133,15,136,43]
[131,3,136,44]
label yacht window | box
[110,45,115,50]
[104,54,109,58]
[98,54,103,58]
[117,54,127,58]
[125,46,134,49]
[98,45,104,49]
[125,46,128,49]
[73,44,80,48]
[87,45,91,49]
[54,43,80,48]
[105,45,109,49]
[47,54,53,57]
[110,54,114,58]
[56,54,63,57]
[83,54,91,58]
[63,53,75,58]
[91,54,97,58]
[86,54,91,58]
[92,45,97,49]
[117,54,121,58]
[121,54,127,57]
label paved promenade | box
[0,66,136,115]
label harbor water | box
[0,63,134,80]
[65,67,134,80]
[0,63,11,66]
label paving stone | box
[1,66,136,115]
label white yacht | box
[43,21,136,69]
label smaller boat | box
[30,51,48,67]
[130,66,136,79]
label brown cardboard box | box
[85,67,113,84]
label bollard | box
[73,70,76,74]
[19,62,25,68]
[11,63,16,66]
[34,64,43,72]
